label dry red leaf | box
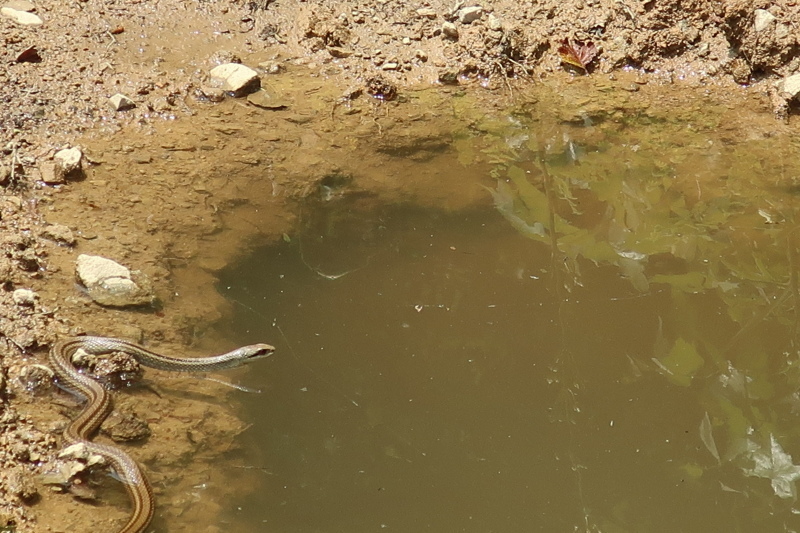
[557,38,598,71]
[16,46,41,63]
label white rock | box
[780,73,800,99]
[54,147,82,173]
[66,461,87,478]
[43,147,84,181]
[75,255,153,307]
[4,1,35,11]
[442,22,459,40]
[458,6,483,24]
[754,9,776,32]
[487,14,502,31]
[59,443,88,460]
[77,254,130,286]
[1,6,42,25]
[209,63,260,96]
[109,93,135,111]
[12,288,37,306]
[86,453,106,467]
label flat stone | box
[209,63,260,97]
[40,223,75,246]
[458,6,483,24]
[780,73,800,98]
[92,277,142,303]
[40,466,74,486]
[197,86,226,102]
[76,254,130,287]
[754,9,776,32]
[58,443,89,460]
[75,255,153,307]
[416,7,437,18]
[1,6,42,25]
[327,46,354,58]
[93,280,151,307]
[3,0,35,11]
[246,89,288,110]
[109,93,135,111]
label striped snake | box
[49,336,275,533]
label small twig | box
[505,56,531,77]
[371,115,383,136]
[494,59,515,99]
[4,335,26,355]
[9,146,17,184]
[105,31,118,51]
[202,376,262,393]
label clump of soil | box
[255,0,799,97]
[3,0,800,151]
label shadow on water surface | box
[213,102,800,532]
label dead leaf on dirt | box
[557,38,598,72]
[16,46,41,63]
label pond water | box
[210,94,800,532]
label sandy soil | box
[1,0,799,531]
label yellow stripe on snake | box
[49,336,274,533]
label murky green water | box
[214,99,800,532]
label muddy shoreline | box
[1,0,800,530]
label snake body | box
[49,336,275,533]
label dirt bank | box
[4,0,800,149]
[1,0,799,531]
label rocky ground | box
[2,0,800,531]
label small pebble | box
[12,288,37,306]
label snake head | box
[245,344,276,360]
